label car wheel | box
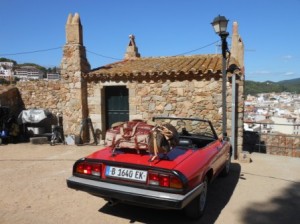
[220,155,231,177]
[184,177,208,219]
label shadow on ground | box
[241,180,300,224]
[99,163,241,224]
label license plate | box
[105,166,148,182]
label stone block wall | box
[244,131,300,157]
[86,81,103,135]
[87,76,244,155]
[264,134,300,157]
[60,44,90,134]
[15,81,63,114]
[130,80,224,131]
[14,79,88,135]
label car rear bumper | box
[67,176,204,210]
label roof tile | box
[86,54,240,80]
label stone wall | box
[1,79,87,136]
[244,131,300,157]
[263,134,300,157]
[60,44,90,134]
[15,81,63,114]
[86,81,103,131]
[130,80,224,130]
[12,81,64,133]
[14,78,89,136]
[87,75,244,156]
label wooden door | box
[105,86,129,129]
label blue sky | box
[0,0,299,82]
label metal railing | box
[244,122,300,157]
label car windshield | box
[153,116,217,139]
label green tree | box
[0,58,17,65]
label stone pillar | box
[60,13,90,136]
[231,21,244,70]
[231,21,245,157]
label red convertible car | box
[67,116,231,219]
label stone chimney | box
[60,13,90,136]
[66,13,83,45]
[231,22,244,70]
[124,34,141,59]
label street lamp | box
[211,15,230,139]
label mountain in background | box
[245,78,300,95]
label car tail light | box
[159,174,170,187]
[170,176,183,189]
[148,171,183,189]
[75,162,102,177]
[148,172,160,186]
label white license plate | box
[105,166,148,182]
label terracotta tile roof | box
[85,54,241,80]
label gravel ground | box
[0,143,300,224]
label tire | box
[184,177,208,219]
[220,155,231,177]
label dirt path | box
[1,143,300,224]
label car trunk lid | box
[86,146,193,170]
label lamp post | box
[211,15,230,139]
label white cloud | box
[249,70,271,75]
[283,72,295,76]
[282,55,293,61]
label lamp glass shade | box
[211,15,229,34]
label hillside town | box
[0,61,60,81]
[244,92,300,135]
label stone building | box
[60,13,245,156]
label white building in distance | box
[0,62,14,80]
[14,66,44,80]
